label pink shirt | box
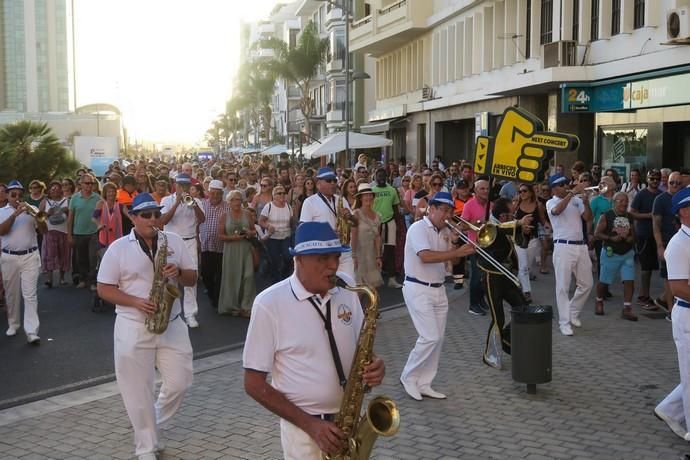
[460,197,491,242]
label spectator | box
[659,168,672,193]
[199,180,229,310]
[621,169,646,207]
[514,183,545,303]
[40,181,70,287]
[251,177,273,216]
[340,178,357,209]
[61,178,75,200]
[218,190,256,317]
[116,175,138,236]
[351,183,383,289]
[151,179,169,204]
[67,173,101,291]
[259,185,293,284]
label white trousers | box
[401,282,448,389]
[656,303,690,431]
[552,244,593,327]
[114,315,193,457]
[182,238,198,319]
[280,418,321,460]
[1,251,40,334]
[515,238,540,293]
[338,251,355,282]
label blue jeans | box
[469,255,485,306]
[266,238,293,283]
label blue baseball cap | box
[289,222,350,256]
[175,173,192,184]
[428,191,454,208]
[672,186,690,215]
[129,193,163,214]
[6,180,23,191]
[549,173,568,188]
[315,167,336,180]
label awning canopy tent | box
[302,132,392,159]
[261,144,288,155]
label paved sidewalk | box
[0,272,686,459]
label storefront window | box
[599,126,648,180]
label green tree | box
[0,121,79,185]
[233,60,276,145]
[255,20,329,138]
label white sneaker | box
[186,316,199,328]
[6,327,17,337]
[419,386,447,399]
[654,407,688,441]
[571,318,582,328]
[27,333,41,344]
[559,324,574,336]
[399,378,422,401]
[137,454,157,460]
[387,278,403,289]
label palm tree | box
[233,60,276,146]
[254,20,329,138]
[0,121,79,185]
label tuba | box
[335,196,352,245]
[325,277,400,460]
[145,229,182,334]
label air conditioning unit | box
[422,85,434,101]
[667,7,690,40]
[542,40,577,69]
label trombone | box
[580,183,609,196]
[444,218,521,288]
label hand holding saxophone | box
[161,263,180,279]
[132,297,157,315]
[307,420,346,457]
[362,355,385,387]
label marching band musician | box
[243,222,385,459]
[97,193,197,460]
[400,192,475,401]
[479,198,534,369]
[299,167,358,280]
[0,180,47,344]
[160,173,205,328]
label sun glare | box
[75,0,280,146]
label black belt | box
[312,413,336,422]
[2,247,38,256]
[182,236,196,241]
[405,276,443,288]
[554,239,586,245]
[676,299,690,309]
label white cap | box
[209,179,224,190]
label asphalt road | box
[0,276,405,410]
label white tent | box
[302,132,392,159]
[261,144,288,155]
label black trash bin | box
[511,305,552,394]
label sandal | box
[539,269,550,275]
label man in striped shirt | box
[199,180,228,310]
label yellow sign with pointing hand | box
[473,107,579,183]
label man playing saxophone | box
[97,193,197,460]
[243,222,385,459]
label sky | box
[75,0,281,146]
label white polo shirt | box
[160,193,205,239]
[242,273,363,415]
[97,229,196,322]
[665,224,690,285]
[403,216,453,284]
[0,205,38,251]
[300,193,351,231]
[546,195,586,241]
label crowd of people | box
[2,150,690,458]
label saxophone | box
[145,228,182,334]
[325,277,400,460]
[335,196,352,245]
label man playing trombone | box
[400,192,475,400]
[160,173,205,328]
[0,180,47,344]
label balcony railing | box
[380,0,406,15]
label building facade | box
[1,0,75,113]
[352,0,690,175]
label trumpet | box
[581,184,609,196]
[181,193,196,207]
[24,203,47,223]
[445,219,521,288]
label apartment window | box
[591,0,599,41]
[611,0,621,35]
[634,0,645,29]
[526,0,532,58]
[330,29,346,63]
[540,0,553,44]
[289,29,298,49]
[572,0,579,41]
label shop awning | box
[360,117,407,134]
[561,65,690,113]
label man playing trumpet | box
[160,173,205,328]
[0,180,47,344]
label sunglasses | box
[324,179,337,183]
[9,192,21,198]
[669,180,683,186]
[137,211,161,219]
[274,192,285,196]
[260,183,270,187]
[81,181,94,185]
[431,182,443,187]
[519,189,529,193]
